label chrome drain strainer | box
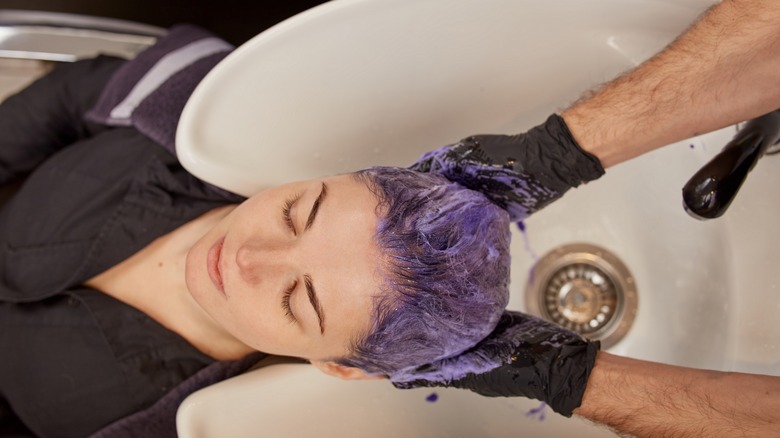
[524,243,637,349]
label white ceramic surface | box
[177,0,714,196]
[177,0,780,436]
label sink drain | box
[524,243,637,349]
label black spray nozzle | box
[682,109,780,220]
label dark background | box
[0,0,330,45]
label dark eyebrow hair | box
[304,182,328,231]
[304,274,325,334]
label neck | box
[86,205,255,361]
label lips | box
[207,237,227,297]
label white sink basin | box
[517,128,734,369]
[177,0,779,436]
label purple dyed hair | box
[337,167,512,379]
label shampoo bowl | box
[176,0,779,436]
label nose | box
[234,239,292,285]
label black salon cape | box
[0,56,240,437]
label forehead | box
[306,174,384,354]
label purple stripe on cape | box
[85,24,242,200]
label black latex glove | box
[409,114,605,221]
[391,311,600,417]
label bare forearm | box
[562,0,780,168]
[575,352,780,437]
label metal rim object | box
[524,242,638,349]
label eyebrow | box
[304,182,328,231]
[304,274,325,334]
[302,181,327,334]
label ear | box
[310,360,386,381]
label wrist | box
[528,114,605,187]
[560,107,624,169]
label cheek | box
[221,294,293,353]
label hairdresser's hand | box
[391,311,599,417]
[409,115,604,222]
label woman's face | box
[185,174,383,361]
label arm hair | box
[562,0,780,168]
[575,353,780,437]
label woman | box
[0,25,600,437]
[0,54,508,437]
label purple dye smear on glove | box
[391,311,599,417]
[409,115,605,222]
[391,312,573,384]
[410,144,559,222]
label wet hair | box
[337,167,511,380]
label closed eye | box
[282,280,297,323]
[282,192,303,235]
